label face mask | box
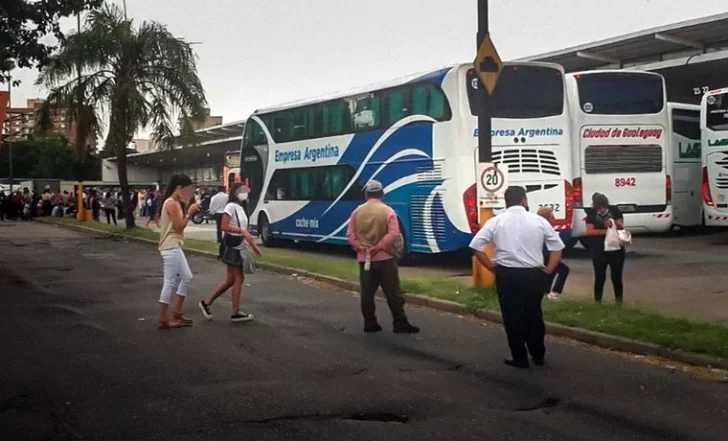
[237,192,248,202]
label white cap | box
[364,180,383,193]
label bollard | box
[75,182,86,222]
[472,206,495,288]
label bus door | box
[241,118,271,215]
[670,106,702,227]
[240,146,267,213]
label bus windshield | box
[575,72,664,115]
[706,92,728,131]
[467,65,564,119]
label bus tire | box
[258,213,278,247]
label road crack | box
[244,411,409,425]
[516,396,561,412]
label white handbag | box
[604,225,621,252]
[617,229,632,247]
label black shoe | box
[504,359,530,369]
[231,311,254,323]
[532,357,545,366]
[198,300,212,320]
[393,324,420,334]
[364,323,383,333]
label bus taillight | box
[563,180,574,229]
[666,175,672,205]
[702,167,714,206]
[572,177,583,208]
[463,184,479,233]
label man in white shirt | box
[209,186,229,258]
[469,186,565,369]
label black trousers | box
[495,266,547,362]
[104,208,117,225]
[592,249,626,302]
[358,259,408,325]
[213,213,224,257]
[547,261,570,294]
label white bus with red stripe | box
[565,70,672,242]
[465,62,574,240]
[700,88,728,227]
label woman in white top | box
[198,182,261,322]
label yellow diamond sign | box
[474,34,503,96]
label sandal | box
[173,313,193,326]
[158,319,186,329]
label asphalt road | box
[142,219,728,323]
[1,222,727,441]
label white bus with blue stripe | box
[240,62,573,260]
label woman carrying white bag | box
[584,193,629,305]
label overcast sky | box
[7,0,728,129]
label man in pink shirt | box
[346,181,419,334]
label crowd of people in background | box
[0,185,228,227]
[0,187,77,221]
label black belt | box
[495,266,542,272]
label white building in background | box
[131,139,158,153]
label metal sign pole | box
[472,0,500,288]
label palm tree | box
[36,4,207,228]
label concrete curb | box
[43,220,728,370]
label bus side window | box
[386,87,411,125]
[323,100,350,136]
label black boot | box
[363,322,382,333]
[393,321,420,334]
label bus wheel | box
[259,214,277,247]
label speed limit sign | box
[480,166,504,193]
[476,162,508,208]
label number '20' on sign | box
[614,177,636,187]
[485,173,499,187]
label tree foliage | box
[0,136,100,180]
[35,4,207,228]
[0,0,104,84]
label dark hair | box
[592,192,609,210]
[162,174,193,209]
[504,186,527,208]
[367,190,384,200]
[228,181,245,204]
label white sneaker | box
[547,292,561,300]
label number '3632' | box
[614,177,636,187]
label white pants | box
[159,248,193,304]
